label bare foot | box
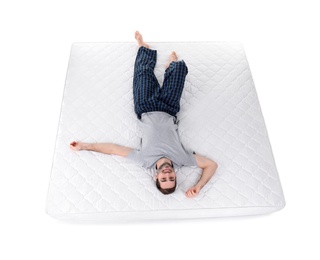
[135,31,150,48]
[166,51,178,68]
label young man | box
[70,32,218,198]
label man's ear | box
[153,173,158,181]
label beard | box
[157,162,173,171]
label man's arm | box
[185,154,218,198]
[70,141,133,157]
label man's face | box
[156,162,176,189]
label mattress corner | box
[70,42,80,48]
[236,41,245,48]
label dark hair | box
[156,178,177,195]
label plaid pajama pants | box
[133,46,188,119]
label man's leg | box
[133,32,160,119]
[158,52,188,117]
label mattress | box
[46,42,285,221]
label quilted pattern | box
[46,42,285,220]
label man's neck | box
[156,157,172,169]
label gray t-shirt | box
[127,112,197,169]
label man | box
[70,31,218,198]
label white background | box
[1,0,319,259]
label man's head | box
[155,158,176,195]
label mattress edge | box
[46,204,286,221]
[70,41,244,46]
[240,44,286,204]
[45,43,75,209]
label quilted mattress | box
[46,42,285,221]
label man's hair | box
[156,178,177,195]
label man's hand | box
[185,154,218,198]
[186,185,201,198]
[69,141,132,157]
[70,141,85,151]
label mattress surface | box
[46,42,285,221]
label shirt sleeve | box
[176,149,198,168]
[185,151,198,167]
[126,149,144,167]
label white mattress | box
[46,42,285,221]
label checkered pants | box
[133,46,188,119]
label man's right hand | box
[186,185,201,198]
